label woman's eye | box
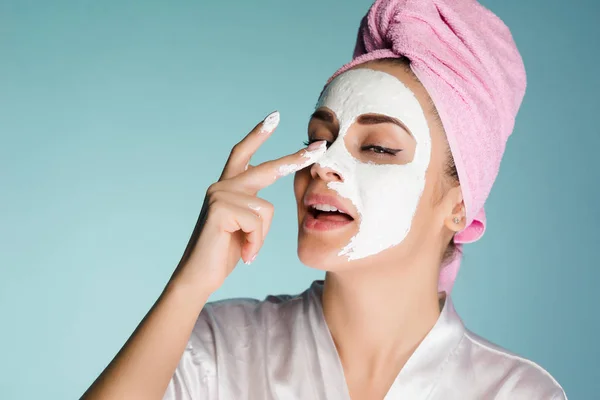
[362,145,402,156]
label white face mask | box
[315,68,432,260]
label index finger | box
[232,140,327,193]
[220,111,280,181]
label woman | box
[83,0,566,399]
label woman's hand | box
[82,112,326,400]
[173,111,326,295]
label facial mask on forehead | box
[315,68,432,260]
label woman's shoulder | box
[166,284,323,398]
[178,286,316,377]
[455,328,566,399]
[191,283,318,344]
[200,287,310,326]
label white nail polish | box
[260,111,280,134]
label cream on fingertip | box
[307,140,327,151]
[260,111,280,134]
[277,140,327,177]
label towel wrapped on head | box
[327,0,527,293]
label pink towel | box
[328,0,527,293]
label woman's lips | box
[303,211,354,231]
[302,193,356,231]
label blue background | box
[1,1,598,398]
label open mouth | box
[308,204,354,222]
[302,194,356,231]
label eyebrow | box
[310,110,413,137]
[356,114,413,137]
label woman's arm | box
[81,112,326,399]
[81,274,211,399]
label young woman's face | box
[294,62,459,271]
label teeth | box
[312,204,342,213]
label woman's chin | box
[296,220,359,271]
[297,242,352,271]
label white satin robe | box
[164,281,566,399]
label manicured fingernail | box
[245,254,257,265]
[260,111,280,134]
[307,140,327,151]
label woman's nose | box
[310,161,343,182]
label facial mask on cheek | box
[315,69,432,260]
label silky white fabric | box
[164,281,566,399]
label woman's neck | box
[321,255,442,384]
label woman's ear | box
[443,185,466,233]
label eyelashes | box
[303,139,402,156]
[362,145,401,156]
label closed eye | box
[361,145,402,156]
[303,140,401,156]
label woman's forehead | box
[316,68,430,141]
